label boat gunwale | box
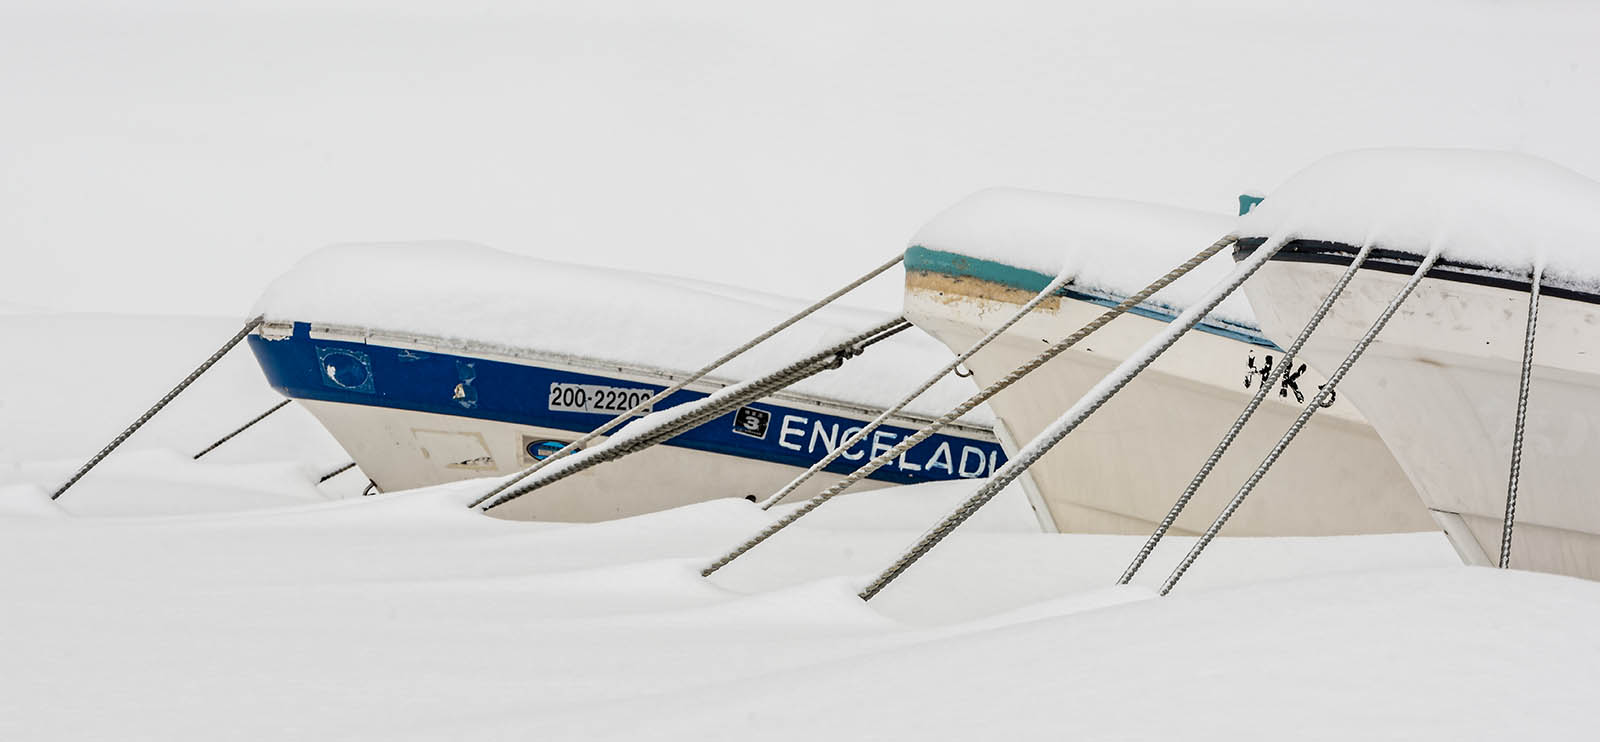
[254,319,1001,438]
[1234,237,1600,306]
[902,245,1280,350]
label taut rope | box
[858,234,1280,601]
[479,318,911,512]
[1159,248,1442,595]
[702,235,1238,579]
[466,254,903,510]
[52,315,265,500]
[1500,265,1543,569]
[192,399,291,460]
[757,271,1073,511]
[1118,241,1375,585]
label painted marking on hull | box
[250,322,1006,486]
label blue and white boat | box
[249,242,1007,521]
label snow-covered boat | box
[247,242,1007,521]
[1239,149,1600,580]
[902,189,1433,536]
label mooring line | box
[479,318,911,512]
[757,271,1073,511]
[1159,248,1442,596]
[701,235,1237,580]
[52,315,265,500]
[1500,265,1543,569]
[192,399,291,460]
[858,234,1282,601]
[318,461,358,483]
[466,254,904,510]
[1117,241,1376,585]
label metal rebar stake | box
[1500,266,1543,569]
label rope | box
[757,271,1073,511]
[318,461,358,483]
[700,234,1236,579]
[858,234,1279,601]
[191,399,291,460]
[481,318,907,511]
[479,318,910,512]
[1159,248,1442,596]
[1117,242,1376,585]
[1500,266,1543,569]
[52,314,265,501]
[466,254,904,510]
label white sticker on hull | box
[547,383,654,416]
[412,429,498,471]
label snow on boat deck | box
[3,314,1598,739]
[1237,148,1600,286]
[252,242,993,425]
[908,189,1251,324]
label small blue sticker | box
[315,347,375,394]
[525,439,567,460]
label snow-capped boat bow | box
[1239,148,1600,581]
[899,189,1432,538]
[247,243,1009,521]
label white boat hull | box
[1246,256,1600,578]
[905,271,1433,537]
[298,399,894,522]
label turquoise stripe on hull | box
[904,246,1062,295]
[904,245,1280,350]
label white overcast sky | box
[3,0,1597,316]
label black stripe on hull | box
[1234,237,1600,307]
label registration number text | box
[547,383,654,416]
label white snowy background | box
[4,0,1598,315]
[5,1,1600,739]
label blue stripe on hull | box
[249,322,1008,485]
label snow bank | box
[0,484,63,519]
[592,567,1600,742]
[908,189,1252,324]
[1,473,1545,741]
[1238,148,1600,288]
[10,312,1578,740]
[252,242,991,425]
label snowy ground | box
[4,315,1597,740]
[8,2,1600,737]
